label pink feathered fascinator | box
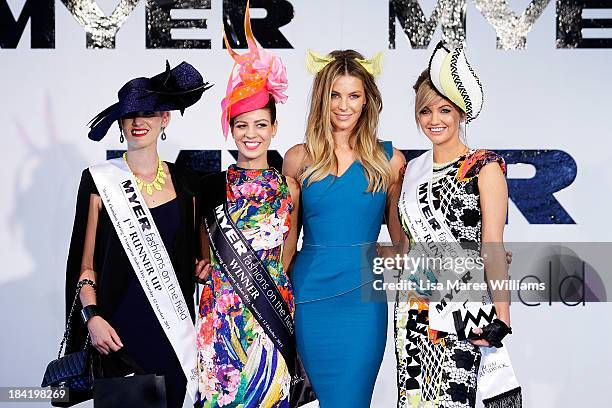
[221,1,288,138]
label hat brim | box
[88,61,210,141]
[88,103,120,141]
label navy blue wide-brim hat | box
[87,61,213,141]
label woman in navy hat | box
[63,61,212,408]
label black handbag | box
[94,350,167,408]
[42,281,97,407]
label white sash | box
[398,150,489,332]
[398,150,520,401]
[90,159,198,403]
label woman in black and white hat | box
[392,42,521,408]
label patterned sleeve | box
[459,150,506,180]
[479,150,506,175]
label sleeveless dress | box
[291,141,393,407]
[395,149,506,408]
[65,164,197,408]
[110,198,187,408]
[196,165,294,408]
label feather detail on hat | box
[220,0,288,139]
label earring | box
[459,121,468,144]
[161,127,167,141]
[120,128,124,143]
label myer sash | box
[89,159,198,402]
[398,150,520,404]
[202,171,316,408]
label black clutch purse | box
[42,280,97,407]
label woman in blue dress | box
[282,50,405,407]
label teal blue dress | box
[292,141,392,407]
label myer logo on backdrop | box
[1,0,611,49]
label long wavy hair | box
[299,50,391,193]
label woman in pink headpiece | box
[193,3,310,407]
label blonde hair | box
[300,50,391,193]
[413,69,464,124]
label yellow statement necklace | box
[122,152,167,195]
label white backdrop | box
[1,0,611,406]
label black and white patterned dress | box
[395,149,506,408]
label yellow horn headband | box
[306,50,383,77]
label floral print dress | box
[197,165,294,408]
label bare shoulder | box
[283,143,308,178]
[479,161,506,180]
[478,162,507,196]
[284,143,307,161]
[389,147,406,181]
[390,147,406,166]
[285,175,301,199]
